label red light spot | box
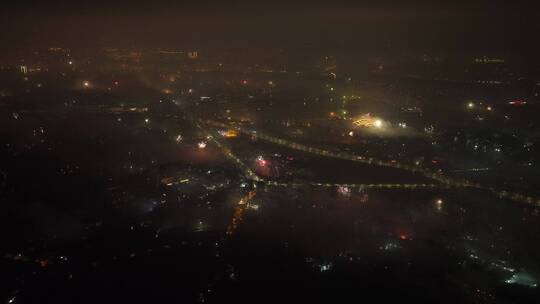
[242,80,248,85]
[399,234,408,240]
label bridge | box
[265,181,439,189]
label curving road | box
[196,119,540,206]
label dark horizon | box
[2,1,539,54]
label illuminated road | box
[203,120,424,169]
[191,119,441,191]
[226,190,257,235]
[193,121,260,181]
[199,119,540,207]
[265,181,438,189]
[201,119,456,183]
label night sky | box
[2,1,539,54]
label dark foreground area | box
[1,107,539,303]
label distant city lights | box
[5,26,540,303]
